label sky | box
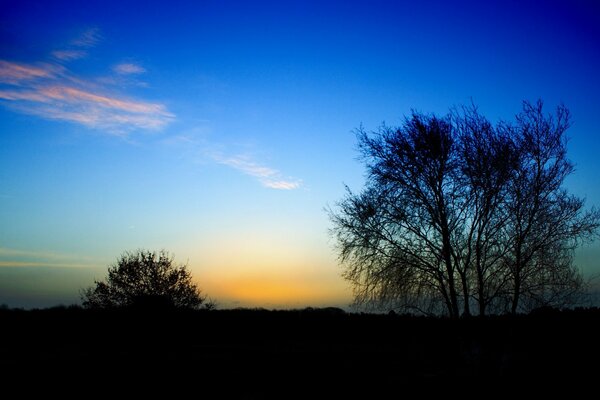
[1,0,600,309]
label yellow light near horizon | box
[178,228,351,308]
[204,273,347,307]
[194,258,350,308]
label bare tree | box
[81,250,213,310]
[501,101,599,313]
[330,113,466,318]
[329,101,599,317]
[453,105,518,315]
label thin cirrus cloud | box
[113,63,146,75]
[70,27,102,48]
[51,28,101,63]
[164,134,302,190]
[0,247,99,269]
[0,60,174,133]
[0,60,63,84]
[0,27,172,133]
[216,155,302,190]
[2,28,299,189]
[51,50,87,61]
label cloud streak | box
[216,155,302,190]
[0,28,173,133]
[163,131,302,190]
[0,261,96,268]
[0,59,173,133]
[113,63,146,75]
[52,50,87,61]
[0,60,62,84]
[2,28,297,189]
[51,28,101,63]
[70,28,102,48]
[0,247,99,268]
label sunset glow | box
[1,0,600,309]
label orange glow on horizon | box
[183,230,351,308]
[198,273,350,308]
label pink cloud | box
[0,59,174,133]
[23,105,170,131]
[2,85,173,131]
[0,89,52,103]
[38,86,171,115]
[0,61,61,84]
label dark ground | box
[1,307,598,397]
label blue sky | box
[1,0,600,308]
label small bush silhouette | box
[81,249,213,310]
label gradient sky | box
[1,0,600,309]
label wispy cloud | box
[215,154,302,190]
[0,60,63,85]
[0,247,99,268]
[52,50,87,61]
[50,28,101,64]
[113,62,146,75]
[0,261,96,268]
[71,27,102,48]
[161,128,303,190]
[163,129,303,190]
[0,56,173,133]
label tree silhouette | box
[81,250,213,310]
[500,102,598,313]
[329,101,599,317]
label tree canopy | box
[81,250,212,310]
[329,100,599,317]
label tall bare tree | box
[453,105,518,315]
[330,113,466,318]
[501,101,599,313]
[329,101,599,317]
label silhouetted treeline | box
[0,307,598,396]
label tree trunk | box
[476,248,486,316]
[442,234,460,318]
[459,271,471,317]
[448,276,459,318]
[511,249,522,314]
[478,286,486,316]
[511,275,521,314]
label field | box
[1,307,598,397]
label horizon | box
[2,0,600,309]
